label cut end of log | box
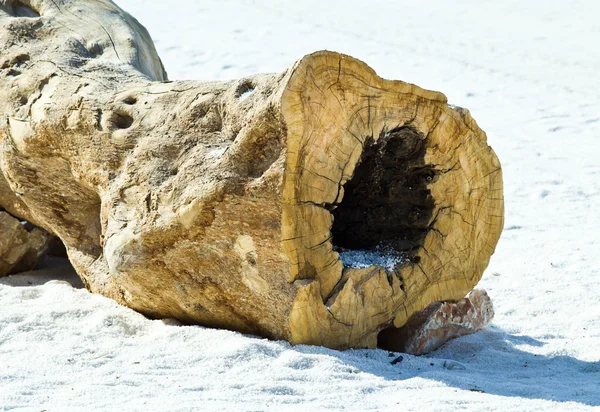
[282,51,503,349]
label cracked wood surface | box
[0,0,504,349]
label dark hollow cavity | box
[235,80,255,99]
[122,96,137,105]
[4,1,40,18]
[331,125,436,261]
[112,111,134,129]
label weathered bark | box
[0,0,503,349]
[0,210,51,275]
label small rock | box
[443,360,466,370]
[390,355,403,365]
[378,289,494,355]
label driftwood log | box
[0,210,50,274]
[0,0,503,350]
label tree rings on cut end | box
[281,51,503,349]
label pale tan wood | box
[283,53,504,348]
[0,210,50,276]
[0,0,503,349]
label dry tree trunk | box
[0,210,51,274]
[0,0,503,349]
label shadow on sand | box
[0,256,85,288]
[292,325,599,406]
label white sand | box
[1,0,599,410]
[337,247,406,271]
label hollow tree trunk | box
[0,0,503,349]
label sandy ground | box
[1,0,599,410]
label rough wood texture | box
[0,0,503,349]
[0,210,50,275]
